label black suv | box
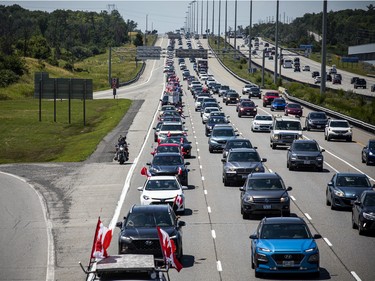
[117,204,185,259]
[222,148,266,186]
[239,173,292,219]
[354,78,366,89]
[208,124,239,152]
[287,139,325,171]
[225,91,240,105]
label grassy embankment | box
[209,37,375,125]
[0,36,157,164]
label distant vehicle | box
[312,71,320,78]
[284,103,303,117]
[314,76,321,84]
[270,116,304,149]
[305,111,329,131]
[329,65,337,74]
[354,78,366,89]
[283,58,293,68]
[262,90,280,107]
[351,77,359,84]
[371,84,375,92]
[251,115,273,132]
[302,65,310,71]
[361,139,375,165]
[294,65,301,72]
[324,119,352,142]
[287,139,325,171]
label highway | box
[0,35,374,281]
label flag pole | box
[88,217,101,270]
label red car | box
[262,90,280,107]
[237,100,258,118]
[151,143,183,157]
[285,103,303,117]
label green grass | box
[0,99,132,164]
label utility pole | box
[225,0,227,49]
[320,0,327,94]
[212,0,215,36]
[274,0,279,84]
[218,0,221,51]
[201,0,203,35]
[206,0,209,35]
[248,0,252,74]
[234,0,237,54]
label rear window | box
[212,128,235,137]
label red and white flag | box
[91,218,112,259]
[141,166,152,178]
[156,226,183,272]
[177,166,183,175]
[173,194,184,210]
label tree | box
[133,33,143,46]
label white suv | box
[324,119,352,142]
[270,116,304,149]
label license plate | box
[303,160,310,164]
[282,261,294,267]
[317,125,321,128]
[246,112,251,115]
[263,205,272,209]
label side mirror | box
[302,127,307,131]
[321,149,325,152]
[253,146,258,149]
[239,186,245,191]
[137,186,143,191]
[287,186,293,191]
[185,162,190,165]
[116,221,123,228]
[354,200,361,206]
[146,162,151,166]
[328,181,333,186]
[178,220,186,227]
[313,234,322,239]
[236,133,240,136]
[249,234,258,239]
[182,186,188,190]
[261,158,267,162]
[221,158,226,163]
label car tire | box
[242,212,249,219]
[209,146,213,153]
[326,191,331,206]
[224,177,230,186]
[271,143,276,150]
[358,221,365,235]
[327,135,331,141]
[317,166,323,172]
[255,270,262,278]
[263,103,266,107]
[347,136,352,142]
[330,196,336,210]
[361,155,365,163]
[251,254,255,269]
[307,125,311,131]
[238,113,241,118]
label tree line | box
[0,4,141,87]
[247,5,375,55]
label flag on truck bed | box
[91,217,112,259]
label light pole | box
[321,0,327,94]
[206,0,209,35]
[196,0,199,35]
[192,1,195,34]
[274,0,279,84]
[212,0,215,36]
[234,0,237,54]
[225,0,227,48]
[201,0,203,35]
[248,0,252,74]
[218,0,221,51]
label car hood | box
[290,151,322,157]
[227,162,262,169]
[273,130,302,134]
[339,186,373,196]
[121,227,176,239]
[253,120,273,125]
[210,136,237,141]
[150,165,185,173]
[142,189,182,199]
[257,239,317,252]
[309,118,327,123]
[245,190,288,198]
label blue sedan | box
[250,217,321,278]
[270,98,286,111]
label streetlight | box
[201,0,203,35]
[248,0,252,74]
[274,0,279,84]
[225,0,227,48]
[206,0,209,35]
[196,0,199,35]
[212,0,215,36]
[321,0,327,94]
[218,0,221,51]
[234,0,237,53]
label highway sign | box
[175,48,208,59]
[136,46,161,60]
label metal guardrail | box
[207,40,375,134]
[119,62,146,87]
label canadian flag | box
[173,194,184,210]
[177,166,183,175]
[156,226,183,272]
[91,218,112,259]
[167,131,171,137]
[141,166,152,177]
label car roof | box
[262,216,306,225]
[248,173,281,179]
[228,148,257,153]
[147,175,178,180]
[335,172,368,178]
[153,152,182,157]
[212,124,233,129]
[226,138,251,143]
[130,204,171,214]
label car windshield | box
[273,99,285,104]
[152,155,183,165]
[209,117,226,124]
[126,211,173,227]
[255,115,272,121]
[247,178,284,190]
[242,102,255,107]
[260,224,310,239]
[330,121,349,128]
[211,112,225,117]
[369,141,375,149]
[287,104,301,108]
[335,176,371,187]
[205,107,220,113]
[156,145,180,154]
[163,137,187,144]
[364,194,375,206]
[213,129,234,137]
[293,142,319,151]
[160,124,183,131]
[274,121,302,130]
[228,152,260,162]
[221,86,229,90]
[227,141,252,149]
[310,112,326,119]
[145,179,180,191]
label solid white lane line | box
[290,195,296,201]
[202,176,205,181]
[211,230,216,239]
[204,190,208,195]
[217,261,223,272]
[351,271,362,281]
[323,237,333,247]
[324,161,339,173]
[200,165,202,169]
[207,206,211,213]
[304,213,312,220]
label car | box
[326,73,332,82]
[242,84,254,95]
[314,76,321,84]
[270,98,286,111]
[251,114,273,132]
[354,78,366,89]
[159,105,176,117]
[352,190,375,235]
[156,121,186,142]
[332,75,341,84]
[158,110,180,122]
[250,217,321,278]
[160,135,192,158]
[240,173,292,218]
[195,95,209,111]
[371,84,375,92]
[222,89,237,103]
[208,124,239,153]
[201,107,220,124]
[284,103,303,117]
[311,71,319,78]
[302,65,310,71]
[205,116,229,136]
[225,91,240,105]
[222,138,254,158]
[324,119,352,142]
[351,76,359,84]
[137,176,187,213]
[211,83,222,94]
[237,100,258,117]
[146,153,190,186]
[361,139,375,165]
[287,139,325,171]
[326,173,374,210]
[262,91,280,107]
[305,111,329,131]
[222,148,266,186]
[151,143,182,157]
[248,86,261,99]
[200,101,220,116]
[116,204,185,259]
[270,116,304,149]
[218,85,230,97]
[294,65,300,72]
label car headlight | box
[120,236,132,243]
[207,126,212,129]
[305,247,317,253]
[243,195,254,203]
[334,189,345,197]
[291,153,297,160]
[253,108,257,111]
[226,166,236,172]
[307,253,319,263]
[143,195,150,200]
[258,247,271,252]
[272,134,279,140]
[369,151,374,156]
[316,156,323,161]
[363,212,375,220]
[280,196,289,202]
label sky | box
[1,1,373,33]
